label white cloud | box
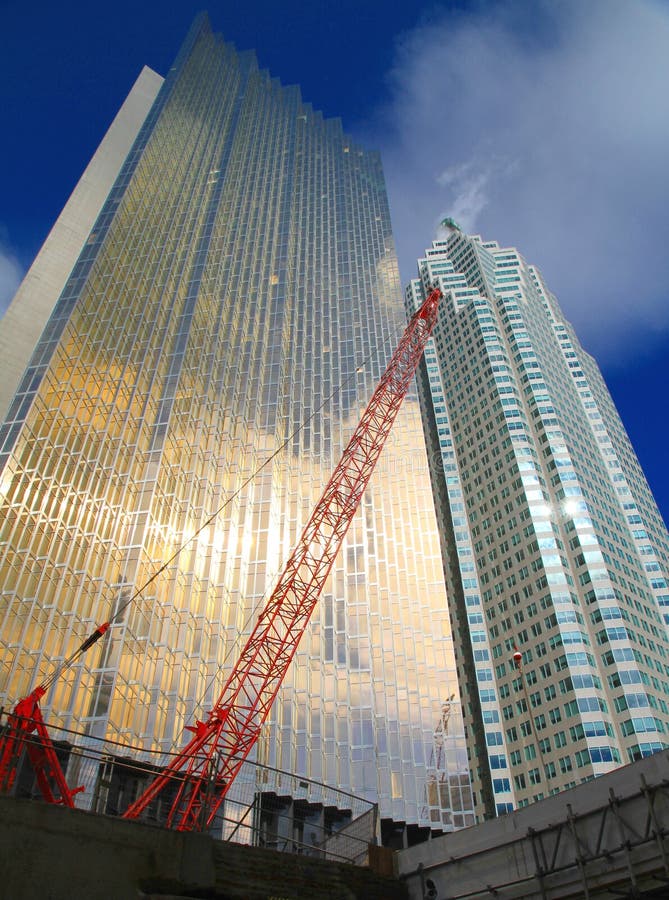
[368,0,669,363]
[436,161,491,232]
[0,237,23,318]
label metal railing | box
[0,713,378,866]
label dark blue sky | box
[1,0,668,527]
[1,0,449,265]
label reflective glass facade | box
[0,16,474,834]
[408,231,669,819]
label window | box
[589,746,620,764]
[544,762,557,779]
[493,778,511,793]
[570,724,585,742]
[575,750,590,767]
[559,755,573,773]
[496,802,514,815]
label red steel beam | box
[123,286,442,830]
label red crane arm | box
[0,686,85,805]
[0,625,110,803]
[123,286,442,830]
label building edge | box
[0,65,164,423]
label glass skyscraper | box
[408,225,669,819]
[0,15,474,839]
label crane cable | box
[38,317,412,695]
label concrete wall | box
[0,794,406,900]
[397,750,669,899]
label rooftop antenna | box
[440,216,462,233]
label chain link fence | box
[0,713,378,866]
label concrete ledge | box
[0,794,406,900]
[397,751,669,900]
[0,794,215,899]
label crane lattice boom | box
[0,287,441,828]
[122,286,442,830]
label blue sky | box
[1,0,668,523]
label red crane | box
[0,286,442,829]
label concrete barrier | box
[0,794,406,900]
